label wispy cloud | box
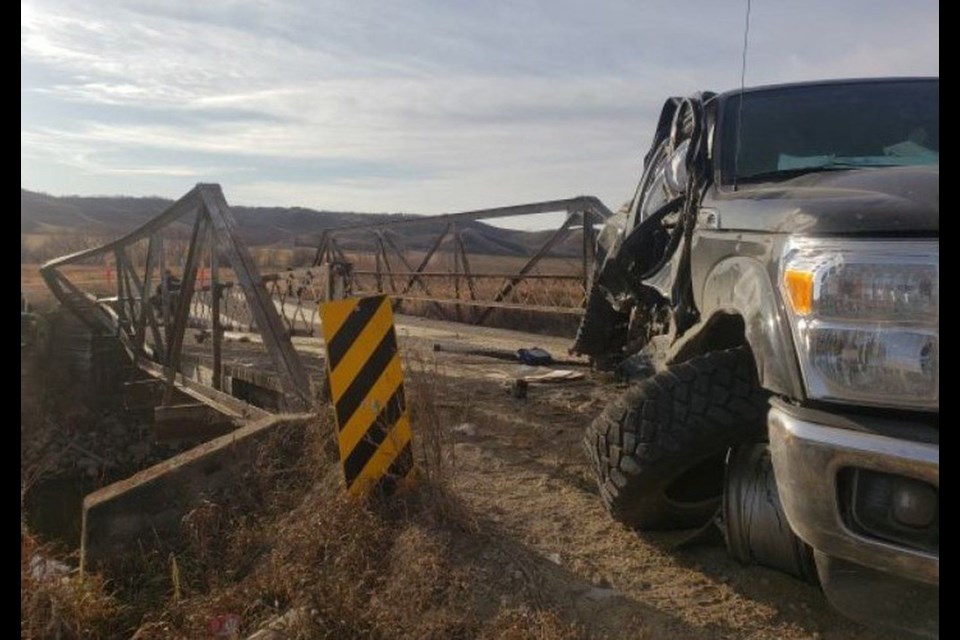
[21,0,938,213]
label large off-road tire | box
[584,346,769,530]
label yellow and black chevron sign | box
[319,295,414,496]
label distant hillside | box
[21,189,389,244]
[21,189,584,258]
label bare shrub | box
[404,353,453,487]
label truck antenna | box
[733,0,752,191]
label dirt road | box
[386,315,887,640]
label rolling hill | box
[21,189,587,258]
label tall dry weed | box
[21,532,125,640]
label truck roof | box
[714,76,938,100]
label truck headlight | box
[780,239,938,410]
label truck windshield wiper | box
[738,155,930,183]
[737,165,858,183]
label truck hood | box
[704,165,939,235]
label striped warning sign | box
[319,295,414,496]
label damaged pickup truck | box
[575,77,938,637]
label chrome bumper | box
[768,402,939,586]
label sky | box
[21,0,939,218]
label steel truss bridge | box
[41,184,610,420]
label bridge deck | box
[179,312,582,406]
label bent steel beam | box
[40,184,315,413]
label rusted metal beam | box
[477,215,576,323]
[382,233,433,297]
[120,251,138,331]
[453,225,463,322]
[42,269,110,333]
[211,246,223,391]
[295,197,611,239]
[158,236,171,356]
[117,247,165,358]
[376,233,398,293]
[350,270,582,280]
[456,232,480,304]
[310,230,329,267]
[401,223,452,295]
[198,184,315,412]
[328,236,349,264]
[376,294,586,315]
[113,251,124,321]
[41,190,203,272]
[162,211,209,405]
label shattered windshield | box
[721,79,939,183]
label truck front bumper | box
[768,401,939,637]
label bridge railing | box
[302,196,611,326]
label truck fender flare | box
[668,256,804,398]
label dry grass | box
[481,609,586,640]
[124,400,584,639]
[129,477,584,639]
[21,345,587,639]
[21,532,126,640]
